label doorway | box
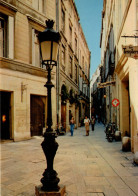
[121,81,130,136]
[61,103,66,130]
[30,95,45,136]
[1,91,11,140]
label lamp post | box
[38,19,61,192]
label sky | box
[74,0,103,78]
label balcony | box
[79,90,89,102]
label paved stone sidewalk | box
[1,123,138,196]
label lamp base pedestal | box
[35,185,66,196]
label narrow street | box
[1,123,138,196]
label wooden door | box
[30,95,45,136]
[61,103,66,130]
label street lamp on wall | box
[38,19,61,192]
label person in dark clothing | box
[91,116,95,131]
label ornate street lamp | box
[38,19,61,192]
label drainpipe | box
[56,0,59,125]
[78,23,80,124]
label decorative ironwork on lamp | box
[38,19,61,192]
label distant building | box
[90,65,102,121]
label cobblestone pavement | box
[1,123,138,196]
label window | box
[69,25,72,46]
[69,56,73,78]
[0,13,14,58]
[62,44,65,71]
[61,9,65,33]
[79,50,81,65]
[79,74,83,91]
[79,68,82,77]
[75,38,77,56]
[83,84,86,95]
[0,14,7,57]
[32,29,40,67]
[62,45,65,65]
[118,0,122,29]
[85,62,87,76]
[105,49,109,78]
[109,27,114,52]
[32,0,44,13]
[82,56,84,70]
[75,64,77,83]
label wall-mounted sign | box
[97,81,115,88]
[122,45,138,59]
[112,98,120,107]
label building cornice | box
[26,14,46,28]
[0,57,57,78]
[0,0,17,12]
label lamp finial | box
[46,19,54,29]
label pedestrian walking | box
[91,116,95,131]
[84,116,90,136]
[70,116,75,136]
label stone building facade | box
[0,0,90,141]
[100,0,138,153]
[58,0,90,130]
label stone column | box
[58,95,61,126]
[66,100,70,131]
[129,60,138,153]
[8,16,14,59]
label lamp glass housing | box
[41,41,59,64]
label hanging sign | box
[122,45,138,59]
[112,98,120,107]
[97,81,115,88]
